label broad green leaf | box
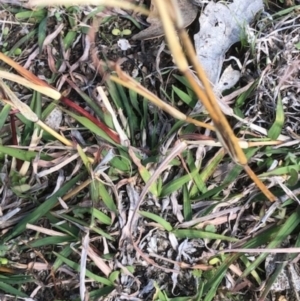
[235,80,258,107]
[112,28,121,35]
[110,147,131,172]
[109,271,120,282]
[287,168,298,186]
[172,74,193,90]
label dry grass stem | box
[154,0,277,202]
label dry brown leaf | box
[132,0,198,40]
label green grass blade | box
[63,109,117,145]
[116,83,138,140]
[172,85,197,108]
[0,282,28,297]
[15,9,46,23]
[183,184,192,221]
[0,275,33,285]
[63,30,77,50]
[139,211,173,231]
[38,16,48,53]
[0,145,51,162]
[172,229,238,242]
[2,171,87,242]
[0,104,11,130]
[8,29,37,57]
[241,207,300,277]
[161,168,198,197]
[193,148,259,202]
[268,93,284,139]
[202,225,280,298]
[78,286,115,300]
[260,163,300,177]
[91,208,112,225]
[77,143,91,172]
[186,150,208,196]
[53,245,73,271]
[25,236,76,248]
[91,180,117,213]
[53,252,113,286]
[260,259,287,300]
[59,212,114,240]
[46,212,80,237]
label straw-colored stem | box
[62,178,92,201]
[244,165,277,202]
[36,120,73,147]
[152,0,277,202]
[110,74,214,131]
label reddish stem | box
[61,97,120,144]
[10,113,22,170]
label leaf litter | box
[0,0,300,301]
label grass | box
[0,0,300,300]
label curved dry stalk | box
[63,179,92,202]
[183,138,283,148]
[0,52,52,88]
[0,70,60,100]
[154,0,276,202]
